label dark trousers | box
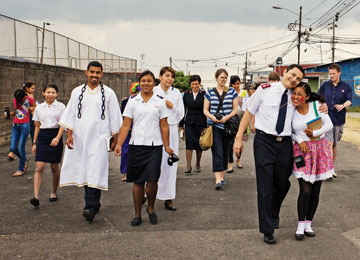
[84,186,101,213]
[253,133,293,234]
[211,126,233,172]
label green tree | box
[173,71,190,92]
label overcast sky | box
[2,0,360,85]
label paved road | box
[0,134,359,259]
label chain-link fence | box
[0,14,137,74]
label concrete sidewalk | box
[0,134,359,259]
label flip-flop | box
[7,155,17,161]
[13,171,25,177]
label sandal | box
[13,171,25,177]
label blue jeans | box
[211,126,233,172]
[10,123,30,171]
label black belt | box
[255,129,291,142]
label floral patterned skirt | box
[292,137,334,183]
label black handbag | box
[224,115,241,136]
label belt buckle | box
[275,136,283,142]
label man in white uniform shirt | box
[234,64,327,244]
[154,67,184,211]
[59,61,122,223]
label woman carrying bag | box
[203,69,238,190]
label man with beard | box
[233,64,327,244]
[59,61,122,223]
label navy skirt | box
[35,128,63,163]
[185,124,206,151]
[126,145,162,183]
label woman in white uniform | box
[115,70,174,226]
[154,67,184,211]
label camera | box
[215,112,223,121]
[167,154,179,166]
[294,155,305,168]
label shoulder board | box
[261,83,271,89]
[157,94,164,99]
[130,94,138,99]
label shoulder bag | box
[199,89,226,151]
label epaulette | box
[130,94,138,99]
[261,83,271,89]
[157,94,164,99]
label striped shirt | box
[205,87,238,129]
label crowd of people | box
[3,60,352,244]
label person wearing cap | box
[233,64,328,244]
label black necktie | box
[276,89,288,134]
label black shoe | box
[83,209,96,223]
[273,218,280,229]
[131,217,142,226]
[185,167,192,176]
[226,169,234,173]
[164,201,177,211]
[195,168,201,173]
[30,197,40,208]
[49,197,58,202]
[147,208,158,224]
[305,231,315,237]
[295,233,304,240]
[264,233,276,244]
[214,182,222,190]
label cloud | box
[2,0,337,27]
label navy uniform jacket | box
[179,90,207,127]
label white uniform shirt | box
[291,101,333,143]
[32,100,65,129]
[123,92,168,146]
[246,81,295,136]
[153,85,184,125]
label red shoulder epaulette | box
[261,83,271,89]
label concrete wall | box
[0,58,137,145]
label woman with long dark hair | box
[291,82,334,240]
[9,89,36,176]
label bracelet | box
[165,146,170,150]
[33,143,37,145]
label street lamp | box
[272,5,302,65]
[40,22,50,64]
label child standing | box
[30,84,65,207]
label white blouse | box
[33,100,65,129]
[291,101,333,144]
[123,92,168,146]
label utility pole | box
[331,12,339,63]
[297,6,302,65]
[169,57,172,67]
[40,22,50,64]
[243,52,248,89]
[331,20,336,63]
